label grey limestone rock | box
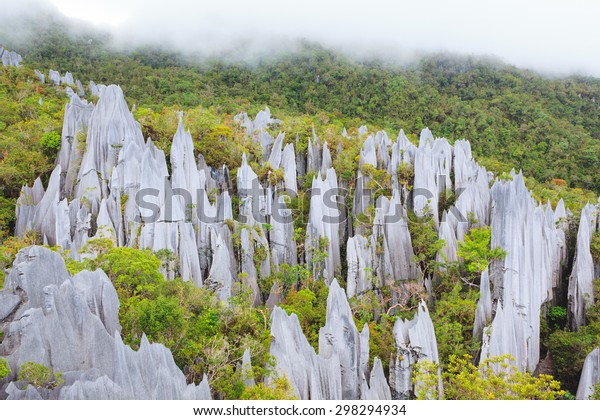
[239,227,263,306]
[89,81,100,97]
[206,227,234,302]
[1,48,23,67]
[237,349,256,387]
[281,143,298,193]
[361,358,392,400]
[58,94,95,197]
[576,348,600,400]
[49,70,61,86]
[0,292,21,321]
[474,267,493,340]
[568,203,598,329]
[306,168,341,283]
[346,234,373,298]
[269,306,341,399]
[34,69,45,84]
[76,80,85,97]
[390,301,442,399]
[15,177,45,237]
[270,192,297,270]
[269,279,391,400]
[485,172,570,372]
[267,132,284,169]
[378,192,420,282]
[72,269,121,336]
[78,85,145,183]
[61,72,75,86]
[0,246,211,400]
[318,279,361,399]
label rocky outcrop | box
[0,246,210,400]
[483,172,567,372]
[269,279,391,400]
[318,280,363,399]
[389,301,442,399]
[58,94,95,197]
[0,47,22,67]
[576,348,600,400]
[474,267,492,340]
[269,306,342,399]
[306,169,341,283]
[568,202,599,329]
[9,73,592,401]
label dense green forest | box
[1,10,599,400]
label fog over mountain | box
[2,0,600,77]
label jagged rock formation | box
[306,168,341,283]
[236,349,256,388]
[269,306,342,399]
[474,267,492,340]
[236,107,279,132]
[0,47,22,67]
[8,60,598,400]
[481,172,568,372]
[269,280,390,400]
[568,201,599,329]
[389,301,442,399]
[0,246,211,400]
[576,348,600,400]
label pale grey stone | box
[568,203,598,329]
[49,70,61,86]
[576,348,600,400]
[390,301,442,399]
[34,69,45,83]
[1,246,211,400]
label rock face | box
[482,172,567,373]
[0,246,210,400]
[568,202,599,329]
[0,47,22,67]
[576,348,600,400]
[269,306,342,399]
[269,280,390,400]
[474,267,492,340]
[389,301,442,399]
[306,169,341,283]
[10,72,595,400]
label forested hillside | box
[0,9,599,401]
[2,10,599,194]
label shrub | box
[239,376,297,400]
[547,306,567,331]
[39,131,61,155]
[590,231,600,263]
[414,354,565,400]
[0,358,10,381]
[457,226,506,275]
[281,281,329,349]
[548,327,599,393]
[17,362,64,389]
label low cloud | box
[3,0,600,76]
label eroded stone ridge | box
[0,246,211,400]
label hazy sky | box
[22,0,600,76]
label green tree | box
[457,226,506,275]
[239,376,297,400]
[281,281,329,349]
[39,131,61,156]
[414,354,565,400]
